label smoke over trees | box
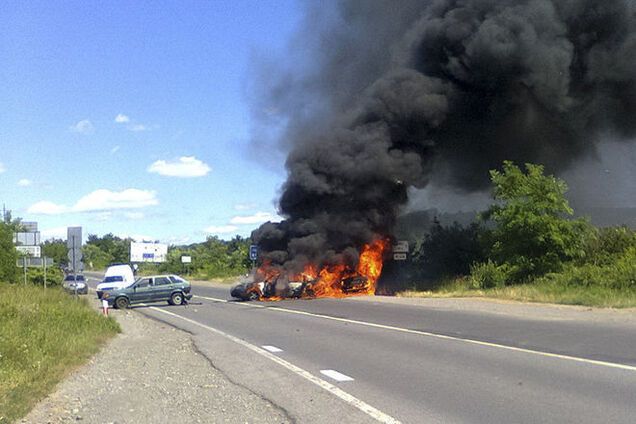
[252,0,636,273]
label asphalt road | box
[85,274,636,423]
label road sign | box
[67,227,82,249]
[16,245,41,258]
[249,245,258,261]
[393,241,409,253]
[393,253,408,261]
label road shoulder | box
[21,297,291,424]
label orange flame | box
[255,238,389,300]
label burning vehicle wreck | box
[230,240,386,301]
[230,274,371,301]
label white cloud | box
[17,179,32,187]
[27,201,69,215]
[111,145,120,154]
[73,189,158,212]
[230,212,282,225]
[114,113,130,123]
[129,124,147,132]
[234,203,255,211]
[94,212,113,222]
[26,189,158,215]
[147,156,211,178]
[69,119,94,134]
[0,162,5,173]
[124,211,144,220]
[204,225,239,234]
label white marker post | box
[102,299,109,316]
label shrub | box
[540,247,636,290]
[470,260,512,289]
[583,226,636,266]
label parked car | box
[62,274,88,295]
[97,274,192,309]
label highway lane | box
[193,284,636,366]
[85,274,636,423]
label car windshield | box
[104,276,124,283]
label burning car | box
[230,270,372,301]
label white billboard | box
[130,242,168,263]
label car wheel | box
[248,291,259,301]
[170,292,184,306]
[115,297,129,309]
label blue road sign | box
[249,245,258,261]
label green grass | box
[397,277,636,308]
[0,283,120,423]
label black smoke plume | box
[252,0,636,273]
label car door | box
[130,277,153,303]
[153,276,172,301]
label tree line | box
[405,161,636,292]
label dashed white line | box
[148,306,401,424]
[321,369,354,382]
[262,345,283,353]
[193,294,636,372]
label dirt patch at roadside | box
[21,299,290,424]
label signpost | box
[249,244,258,271]
[392,240,409,261]
[249,245,258,261]
[67,227,83,297]
[181,255,192,275]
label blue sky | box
[0,0,302,243]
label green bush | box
[470,260,512,289]
[540,247,636,290]
[583,226,636,266]
[0,222,18,283]
[23,267,64,286]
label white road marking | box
[262,345,283,353]
[148,306,401,424]
[321,369,354,382]
[194,294,636,372]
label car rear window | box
[155,277,171,285]
[169,276,186,284]
[104,276,124,283]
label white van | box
[96,264,136,292]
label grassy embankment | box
[398,278,636,308]
[0,283,120,423]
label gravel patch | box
[21,299,291,424]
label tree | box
[0,222,18,283]
[42,239,68,267]
[413,221,486,279]
[484,161,590,280]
